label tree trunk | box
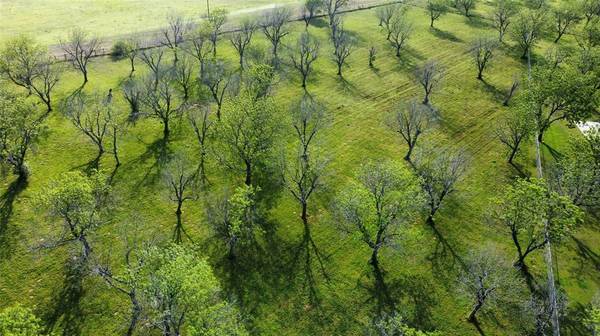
[423,93,430,105]
[163,119,170,140]
[130,59,135,77]
[467,300,483,322]
[430,17,435,28]
[244,161,252,186]
[301,201,308,226]
[83,70,88,84]
[370,247,380,266]
[126,294,141,336]
[508,146,518,164]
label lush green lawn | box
[0,1,598,336]
[0,0,300,45]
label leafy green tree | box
[0,89,44,179]
[37,170,111,263]
[302,0,324,28]
[371,311,441,336]
[457,0,476,18]
[523,64,599,142]
[207,185,259,259]
[335,161,424,266]
[216,93,279,186]
[511,9,547,59]
[138,244,247,335]
[550,131,600,209]
[493,178,582,268]
[0,35,60,112]
[0,305,51,336]
[584,293,600,336]
[427,0,448,28]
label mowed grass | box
[0,2,598,336]
[0,0,300,45]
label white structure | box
[577,121,600,135]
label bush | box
[111,40,129,60]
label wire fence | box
[48,0,404,61]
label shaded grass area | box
[0,2,598,336]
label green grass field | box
[0,1,598,335]
[0,0,300,45]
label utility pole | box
[527,33,561,336]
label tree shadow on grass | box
[287,221,331,314]
[562,302,593,336]
[131,137,171,189]
[480,79,507,103]
[542,143,564,162]
[43,259,86,336]
[509,161,528,178]
[308,17,328,29]
[572,236,600,273]
[429,27,464,43]
[0,177,28,258]
[426,218,467,284]
[464,16,492,29]
[358,260,438,330]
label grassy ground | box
[0,2,598,336]
[0,0,300,45]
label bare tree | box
[230,19,257,70]
[283,95,328,227]
[368,46,377,68]
[491,0,517,42]
[389,13,413,58]
[164,156,197,243]
[122,78,143,119]
[188,105,213,184]
[387,100,430,162]
[458,248,524,323]
[200,59,233,120]
[331,19,355,77]
[60,29,101,84]
[470,37,498,80]
[0,36,61,112]
[496,105,532,164]
[139,48,166,88]
[302,0,324,28]
[376,4,401,40]
[415,60,444,105]
[63,91,114,163]
[208,8,228,57]
[124,38,140,77]
[262,7,292,60]
[413,146,467,223]
[290,32,320,89]
[172,55,195,101]
[553,4,582,43]
[161,14,189,64]
[140,72,182,139]
[183,23,212,74]
[326,0,348,26]
[503,75,520,106]
[95,243,143,336]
